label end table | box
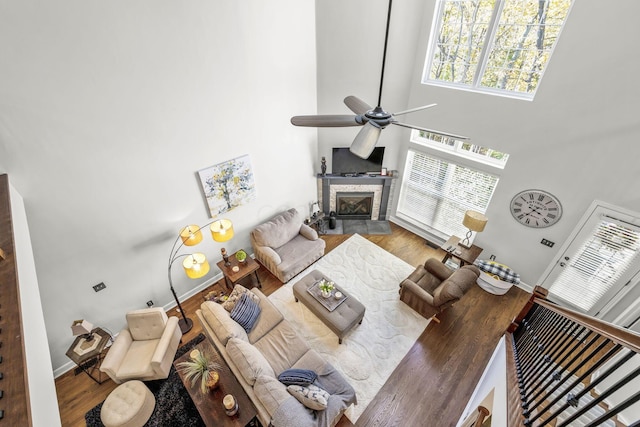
[441,235,483,267]
[65,327,112,384]
[216,250,262,291]
[304,212,326,234]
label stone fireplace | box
[317,174,396,221]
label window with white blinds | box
[396,149,499,239]
[549,217,640,312]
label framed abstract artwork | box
[198,155,256,217]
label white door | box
[539,201,640,317]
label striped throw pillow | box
[230,293,261,332]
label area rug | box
[269,233,430,423]
[85,334,206,427]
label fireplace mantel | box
[318,174,396,221]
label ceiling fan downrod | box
[376,0,393,109]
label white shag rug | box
[269,233,430,423]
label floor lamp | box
[167,219,234,334]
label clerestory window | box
[423,0,574,99]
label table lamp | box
[71,319,95,341]
[459,210,488,249]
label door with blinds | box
[540,201,640,317]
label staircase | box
[506,287,640,427]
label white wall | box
[0,0,317,372]
[9,182,61,426]
[316,0,640,285]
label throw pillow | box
[200,301,248,346]
[287,384,330,411]
[278,368,317,386]
[230,293,261,333]
[223,284,260,312]
[226,338,275,386]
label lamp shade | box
[71,319,93,336]
[180,225,203,246]
[183,253,210,279]
[210,219,234,242]
[462,210,488,232]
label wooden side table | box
[441,236,483,267]
[65,327,112,384]
[174,339,258,427]
[304,212,326,234]
[216,250,262,291]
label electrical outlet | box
[93,282,106,292]
[541,239,555,248]
[146,300,154,308]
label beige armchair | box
[100,308,182,384]
[251,208,325,283]
[399,258,480,323]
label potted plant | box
[176,350,222,393]
[319,279,335,298]
[235,249,247,263]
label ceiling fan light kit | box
[291,0,468,159]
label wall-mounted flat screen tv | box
[332,147,385,175]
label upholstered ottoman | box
[100,380,155,427]
[293,269,365,344]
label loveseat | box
[251,208,325,283]
[196,285,356,427]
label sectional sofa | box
[196,286,356,427]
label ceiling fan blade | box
[344,96,373,115]
[392,121,470,140]
[350,123,382,159]
[291,115,362,127]
[393,103,437,117]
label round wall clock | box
[510,189,562,228]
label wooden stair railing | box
[507,286,640,427]
[0,174,31,425]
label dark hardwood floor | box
[54,223,530,426]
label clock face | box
[510,190,562,228]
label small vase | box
[321,290,331,298]
[206,371,219,391]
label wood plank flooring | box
[55,223,530,426]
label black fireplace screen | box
[336,192,374,218]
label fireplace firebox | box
[336,192,374,219]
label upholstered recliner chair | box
[100,308,182,384]
[399,258,480,322]
[251,208,325,283]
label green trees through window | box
[424,0,573,98]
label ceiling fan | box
[290,0,469,159]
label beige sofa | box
[251,208,325,283]
[196,286,356,427]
